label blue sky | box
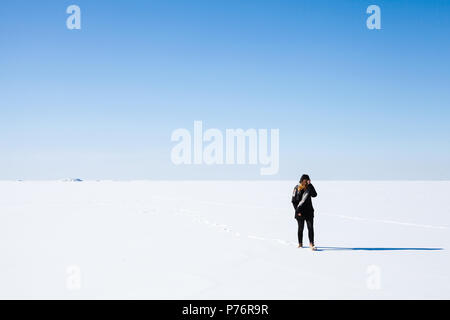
[1,0,449,180]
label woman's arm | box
[291,186,299,209]
[307,184,317,198]
[297,190,310,208]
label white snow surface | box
[0,180,449,299]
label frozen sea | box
[0,181,448,299]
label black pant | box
[296,217,314,245]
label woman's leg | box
[306,218,314,245]
[297,217,305,245]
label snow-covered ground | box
[0,181,449,299]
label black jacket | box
[291,184,317,219]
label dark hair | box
[300,174,310,182]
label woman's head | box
[300,174,311,187]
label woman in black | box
[291,174,317,250]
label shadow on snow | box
[315,247,443,252]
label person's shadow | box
[315,247,443,252]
